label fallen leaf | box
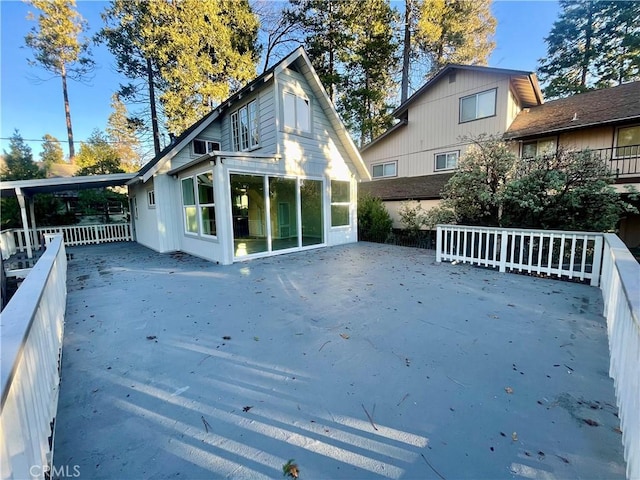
[283,459,299,479]
[222,336,231,340]
[511,432,518,441]
[505,386,514,394]
[254,336,260,341]
[555,454,570,464]
[613,426,622,434]
[340,333,350,339]
[242,406,253,412]
[582,418,599,426]
[146,335,157,340]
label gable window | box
[435,151,459,171]
[460,88,496,123]
[181,173,216,236]
[147,189,155,207]
[283,91,311,132]
[372,161,397,178]
[522,138,556,158]
[231,100,259,151]
[616,125,640,157]
[330,180,350,227]
[193,139,220,155]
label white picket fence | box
[1,223,132,260]
[0,235,67,480]
[436,225,639,478]
[436,224,603,286]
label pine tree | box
[538,0,639,99]
[106,94,142,172]
[340,0,398,146]
[40,134,64,172]
[0,130,43,181]
[25,0,94,161]
[99,0,260,142]
[415,0,496,76]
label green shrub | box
[358,193,392,242]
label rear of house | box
[127,48,369,265]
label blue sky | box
[0,0,559,161]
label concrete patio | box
[54,242,625,479]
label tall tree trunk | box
[581,3,593,88]
[401,0,411,104]
[61,65,75,162]
[147,57,161,155]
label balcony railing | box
[593,144,640,177]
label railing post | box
[591,235,604,287]
[436,226,442,263]
[499,230,508,273]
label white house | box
[126,48,369,265]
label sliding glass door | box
[231,174,323,258]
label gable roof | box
[393,64,542,119]
[505,81,640,140]
[358,173,453,201]
[133,47,369,183]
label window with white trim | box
[372,161,397,178]
[435,151,459,171]
[231,100,259,151]
[181,173,216,236]
[193,138,220,155]
[460,88,496,123]
[283,91,311,132]
[330,180,350,227]
[615,125,640,157]
[147,189,155,207]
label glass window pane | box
[230,174,267,257]
[284,92,296,129]
[297,96,310,132]
[193,139,206,155]
[447,153,458,168]
[618,126,640,147]
[240,106,249,150]
[181,177,195,205]
[269,177,298,251]
[231,112,240,151]
[301,179,323,246]
[331,205,349,227]
[331,180,350,203]
[372,165,383,177]
[197,172,214,204]
[477,90,496,118]
[522,142,537,158]
[383,163,396,176]
[538,139,556,155]
[248,101,259,147]
[201,206,216,236]
[436,154,446,170]
[460,96,476,122]
[185,206,198,233]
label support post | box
[15,188,33,259]
[28,196,38,251]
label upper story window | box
[460,88,496,123]
[522,138,556,158]
[435,151,459,171]
[330,180,350,227]
[615,125,640,157]
[372,161,397,178]
[231,100,259,152]
[193,138,220,155]
[283,91,311,133]
[147,189,156,207]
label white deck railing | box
[0,235,67,480]
[1,223,132,257]
[436,225,639,478]
[599,234,640,480]
[436,225,603,286]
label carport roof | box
[0,173,135,198]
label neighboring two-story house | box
[127,48,369,265]
[504,82,640,247]
[360,64,640,247]
[360,64,543,224]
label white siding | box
[131,180,160,251]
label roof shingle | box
[359,173,453,201]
